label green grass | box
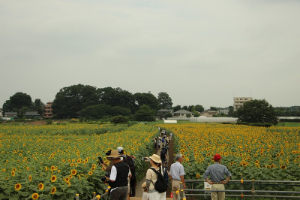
[276,122,300,127]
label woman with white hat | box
[145,154,166,200]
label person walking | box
[170,132,173,140]
[105,150,131,200]
[203,154,231,200]
[145,154,166,200]
[117,147,137,197]
[169,154,186,200]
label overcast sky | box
[1,0,299,109]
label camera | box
[100,172,110,182]
[142,157,150,162]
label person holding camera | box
[105,150,131,200]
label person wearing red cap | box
[203,154,231,200]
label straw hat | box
[107,150,121,159]
[149,154,161,163]
[142,182,147,191]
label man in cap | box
[117,147,137,197]
[203,154,231,200]
[106,150,131,200]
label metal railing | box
[175,179,300,199]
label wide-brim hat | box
[107,150,121,159]
[149,154,161,163]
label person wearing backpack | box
[145,154,167,200]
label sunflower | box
[15,183,21,190]
[71,169,77,175]
[12,168,16,171]
[88,171,93,176]
[51,175,57,182]
[38,183,44,190]
[32,193,39,200]
[65,177,70,182]
[51,166,55,171]
[51,187,56,195]
[196,174,200,178]
[11,171,15,177]
[70,163,74,167]
[77,159,81,163]
[27,167,30,171]
[91,167,95,171]
[29,175,32,181]
[281,165,287,170]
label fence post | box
[180,182,183,200]
[252,179,255,200]
[93,192,96,198]
[240,174,244,200]
[75,194,79,200]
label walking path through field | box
[135,134,175,198]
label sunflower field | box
[162,123,300,182]
[0,124,158,200]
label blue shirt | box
[203,163,231,182]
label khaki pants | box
[172,180,184,200]
[211,184,225,200]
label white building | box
[218,109,229,115]
[0,109,3,118]
[233,97,253,111]
[173,110,193,118]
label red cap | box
[214,154,222,161]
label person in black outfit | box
[117,147,137,197]
[106,150,131,200]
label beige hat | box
[142,182,147,191]
[149,154,161,163]
[107,150,121,159]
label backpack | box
[150,168,168,193]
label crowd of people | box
[100,127,231,200]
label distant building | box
[290,106,300,112]
[0,109,3,118]
[201,110,218,117]
[233,97,253,111]
[218,109,229,115]
[4,112,18,119]
[44,102,53,118]
[173,110,193,118]
[25,111,41,118]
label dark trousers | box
[110,186,128,200]
[130,178,136,197]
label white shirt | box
[109,166,131,181]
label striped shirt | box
[203,163,231,182]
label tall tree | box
[52,84,99,118]
[195,105,204,112]
[188,105,195,112]
[237,99,278,125]
[210,107,217,111]
[133,105,155,122]
[173,105,181,112]
[157,92,173,109]
[32,99,45,115]
[134,92,158,111]
[2,100,13,113]
[9,92,32,116]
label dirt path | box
[135,134,175,198]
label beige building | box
[234,97,253,111]
[201,110,218,117]
[44,102,53,118]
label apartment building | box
[234,97,253,111]
[44,102,53,118]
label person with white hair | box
[169,154,186,200]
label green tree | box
[134,92,158,111]
[193,111,200,117]
[173,105,181,112]
[8,92,32,117]
[2,100,13,113]
[188,105,195,112]
[133,105,155,121]
[32,99,45,115]
[195,105,204,112]
[165,112,173,118]
[110,115,129,124]
[80,104,131,120]
[182,106,188,110]
[237,99,278,125]
[228,106,237,117]
[52,84,99,118]
[157,92,173,109]
[210,107,217,111]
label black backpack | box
[150,168,168,193]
